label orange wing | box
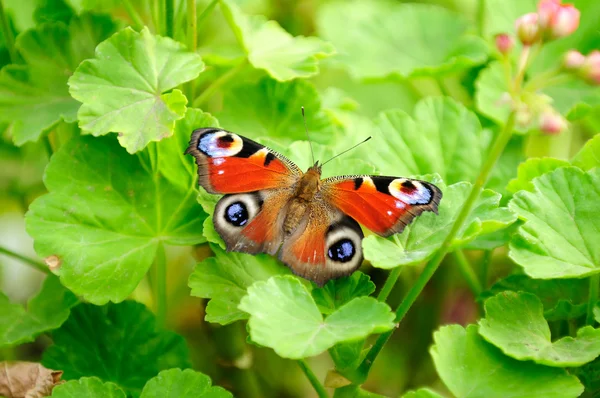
[186,128,301,193]
[321,176,442,237]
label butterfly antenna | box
[321,136,372,167]
[301,107,316,165]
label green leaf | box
[188,245,291,325]
[43,302,191,395]
[0,275,78,347]
[596,304,600,324]
[312,272,375,315]
[26,128,206,304]
[573,356,600,397]
[572,134,600,171]
[367,97,485,184]
[69,27,204,153]
[475,61,513,126]
[219,0,333,81]
[317,1,487,79]
[402,389,444,398]
[364,181,516,269]
[482,274,588,321]
[51,377,126,398]
[239,275,394,359]
[216,77,335,144]
[507,158,571,194]
[509,167,600,279]
[431,324,584,398]
[140,369,232,398]
[0,15,117,145]
[480,292,600,366]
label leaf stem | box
[377,267,402,302]
[122,0,144,31]
[153,243,167,328]
[193,59,248,108]
[479,249,493,289]
[165,0,174,38]
[586,274,599,325]
[356,111,516,381]
[0,245,50,274]
[476,0,486,37]
[453,250,483,296]
[297,359,329,398]
[0,0,17,63]
[197,0,219,27]
[185,0,197,101]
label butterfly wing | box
[186,128,302,194]
[279,200,364,286]
[213,187,294,255]
[321,176,442,237]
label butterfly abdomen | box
[282,166,322,235]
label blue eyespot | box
[225,202,248,226]
[328,239,355,263]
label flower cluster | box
[494,0,598,135]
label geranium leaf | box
[0,15,117,145]
[42,302,191,394]
[69,27,204,153]
[26,122,207,304]
[140,369,232,398]
[480,292,600,366]
[364,181,516,269]
[431,324,584,398]
[509,167,600,279]
[312,272,375,315]
[367,97,485,184]
[317,1,487,79]
[572,134,600,171]
[219,0,334,81]
[0,275,78,347]
[188,245,291,325]
[482,274,588,321]
[217,77,335,144]
[239,275,394,359]
[506,158,570,194]
[51,377,126,398]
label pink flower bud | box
[537,0,580,40]
[582,50,600,85]
[515,13,540,45]
[539,110,567,135]
[549,4,580,38]
[495,34,514,56]
[538,0,561,29]
[563,50,585,70]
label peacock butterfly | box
[186,125,442,285]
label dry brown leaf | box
[0,362,63,398]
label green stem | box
[185,0,197,101]
[122,0,144,31]
[476,0,485,37]
[151,0,161,33]
[297,359,329,398]
[0,246,50,274]
[165,0,174,38]
[586,274,599,325]
[377,267,402,302]
[197,0,219,27]
[153,243,167,328]
[355,111,516,382]
[193,59,248,108]
[0,0,17,63]
[453,251,483,296]
[513,46,531,93]
[479,249,493,289]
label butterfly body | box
[187,128,442,285]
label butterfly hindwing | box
[213,187,294,255]
[279,201,364,286]
[186,128,302,194]
[322,175,442,237]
